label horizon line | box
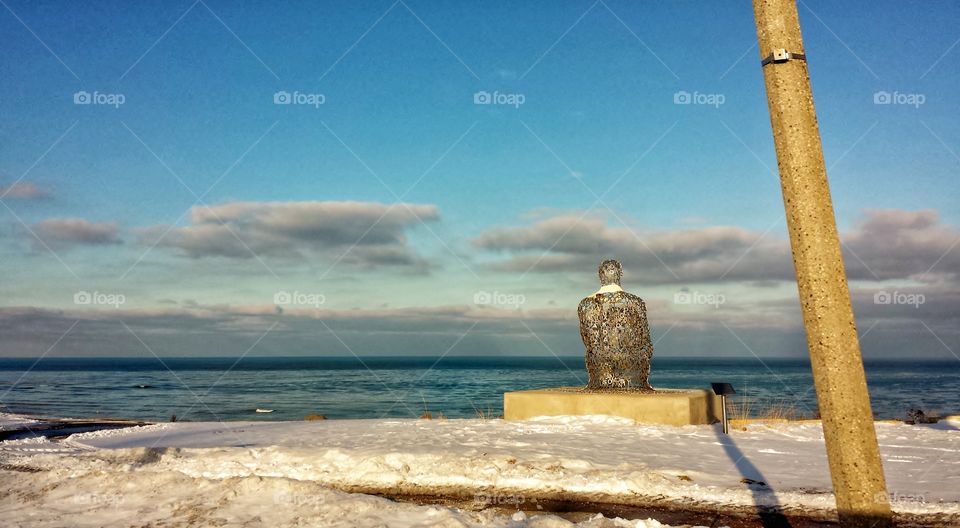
[0,355,947,362]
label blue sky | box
[1,0,958,359]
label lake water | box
[1,356,956,422]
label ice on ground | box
[0,411,39,431]
[2,414,958,526]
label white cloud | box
[474,208,960,285]
[32,218,121,248]
[136,200,439,268]
[0,181,52,200]
[473,212,793,283]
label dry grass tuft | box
[471,403,501,420]
[727,396,815,427]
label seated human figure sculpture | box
[577,259,654,390]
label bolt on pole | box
[750,1,893,527]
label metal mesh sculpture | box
[577,259,654,391]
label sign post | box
[711,382,736,435]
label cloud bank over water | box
[474,208,960,285]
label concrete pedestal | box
[503,388,721,426]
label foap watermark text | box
[674,290,725,308]
[473,290,525,309]
[473,90,525,108]
[473,492,525,507]
[74,290,125,308]
[274,90,325,108]
[873,91,925,108]
[674,90,725,108]
[274,290,326,307]
[274,492,324,508]
[873,290,925,308]
[74,91,125,108]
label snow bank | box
[1,464,678,527]
[2,414,958,525]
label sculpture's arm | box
[636,299,654,358]
[623,297,653,358]
[577,300,592,348]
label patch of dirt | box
[0,463,43,473]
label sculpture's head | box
[598,259,622,286]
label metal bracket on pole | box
[761,48,806,66]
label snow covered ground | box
[1,414,958,526]
[1,467,672,528]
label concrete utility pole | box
[750,1,893,527]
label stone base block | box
[503,387,721,426]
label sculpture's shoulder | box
[619,291,646,308]
[578,291,646,312]
[607,292,648,318]
[578,295,599,314]
[579,294,599,305]
[599,291,646,306]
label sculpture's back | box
[578,261,654,391]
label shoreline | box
[0,411,152,441]
[6,408,960,429]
